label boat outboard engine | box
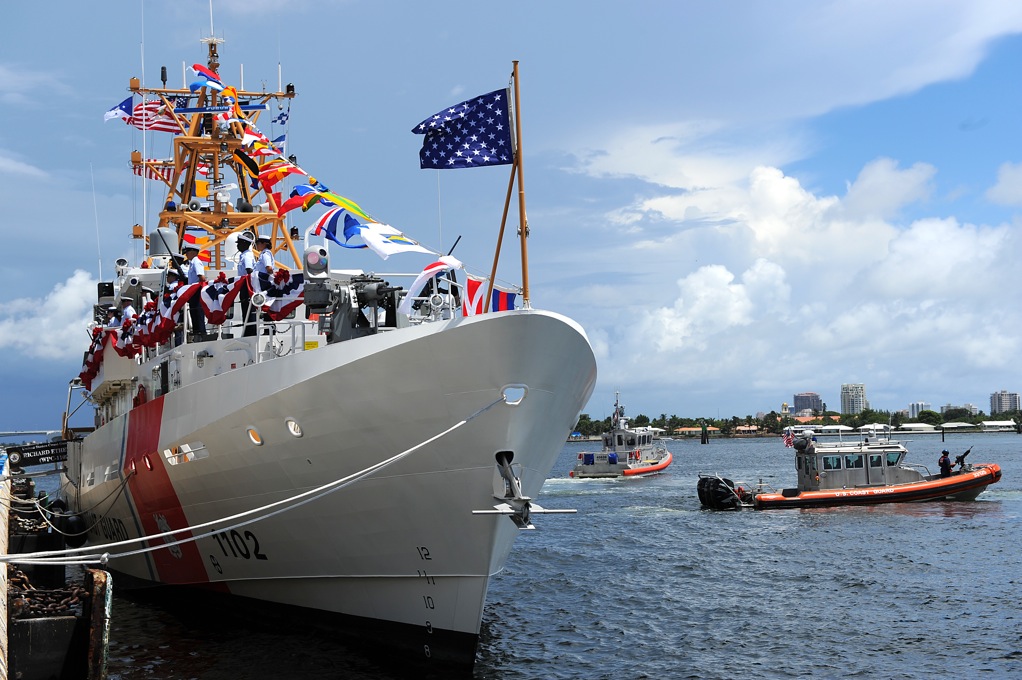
[697,476,743,511]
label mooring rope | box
[2,395,507,566]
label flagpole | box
[485,163,517,312]
[511,61,530,307]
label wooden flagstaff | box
[485,162,517,313]
[484,62,528,312]
[511,60,530,306]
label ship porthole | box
[286,418,303,438]
[501,384,528,406]
[247,427,264,446]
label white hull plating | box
[65,310,596,653]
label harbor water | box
[42,433,1021,679]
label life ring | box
[133,384,148,407]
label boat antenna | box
[208,0,215,37]
[139,3,148,239]
[90,163,103,281]
[446,235,461,256]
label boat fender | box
[63,515,89,548]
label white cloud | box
[840,158,936,220]
[0,271,97,360]
[0,149,48,178]
[985,162,1022,206]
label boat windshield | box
[886,452,902,466]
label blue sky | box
[2,1,1022,431]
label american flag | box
[132,159,172,182]
[128,100,182,133]
[782,429,795,448]
[412,88,514,169]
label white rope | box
[3,396,506,566]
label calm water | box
[50,433,1022,678]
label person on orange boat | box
[183,243,208,338]
[938,449,952,478]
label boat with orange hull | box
[570,393,672,478]
[698,429,1002,511]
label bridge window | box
[886,452,901,466]
[822,455,841,470]
[844,454,864,469]
[869,454,883,468]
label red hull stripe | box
[124,397,222,588]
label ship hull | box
[63,310,596,666]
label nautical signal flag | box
[462,274,518,315]
[105,96,133,122]
[190,63,224,92]
[412,88,514,169]
[182,232,212,264]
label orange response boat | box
[570,393,673,478]
[698,429,1001,510]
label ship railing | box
[902,462,932,477]
[400,286,465,324]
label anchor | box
[473,451,575,529]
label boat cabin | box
[793,433,926,491]
[603,427,656,454]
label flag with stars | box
[412,88,514,169]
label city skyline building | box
[908,401,931,418]
[841,383,868,414]
[793,392,824,413]
[989,390,1020,415]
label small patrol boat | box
[569,393,672,478]
[698,429,1001,510]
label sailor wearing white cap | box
[237,232,257,337]
[120,296,137,320]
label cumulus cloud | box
[0,271,97,360]
[567,134,1020,414]
[640,259,789,354]
[840,158,935,220]
[985,162,1022,206]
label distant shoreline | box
[567,429,1018,442]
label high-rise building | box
[841,384,867,414]
[793,392,823,413]
[940,403,980,416]
[989,390,1020,415]
[908,401,931,418]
